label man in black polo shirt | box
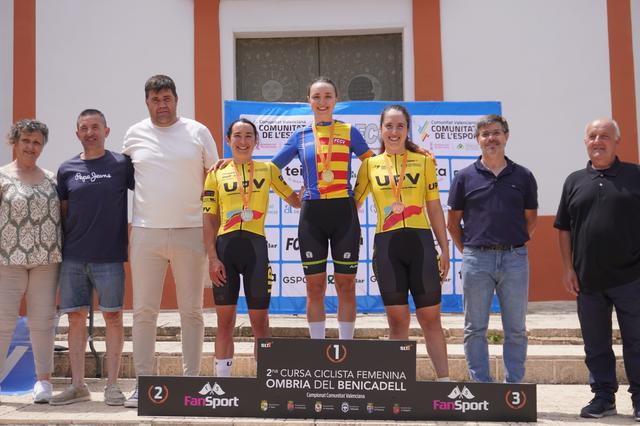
[447,114,538,384]
[555,118,640,421]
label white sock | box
[308,321,326,339]
[436,376,451,382]
[215,358,233,377]
[338,321,355,340]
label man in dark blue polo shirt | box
[447,114,538,384]
[50,109,134,407]
[555,118,640,421]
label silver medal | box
[241,208,253,222]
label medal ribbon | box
[233,161,254,212]
[383,153,408,204]
[313,121,335,174]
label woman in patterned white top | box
[0,119,62,403]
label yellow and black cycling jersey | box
[354,151,439,234]
[202,161,293,237]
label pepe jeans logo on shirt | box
[74,172,112,183]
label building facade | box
[2,0,639,306]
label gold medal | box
[321,169,334,183]
[313,121,335,184]
[391,202,405,214]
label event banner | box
[139,338,536,421]
[223,100,501,313]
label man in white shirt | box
[122,75,218,407]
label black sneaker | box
[634,404,639,422]
[580,398,617,418]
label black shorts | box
[372,228,441,308]
[213,231,272,310]
[298,198,360,275]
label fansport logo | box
[432,385,489,412]
[199,382,225,396]
[183,382,239,409]
[448,385,473,399]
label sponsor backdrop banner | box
[139,338,536,421]
[223,100,501,313]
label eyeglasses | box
[478,130,505,138]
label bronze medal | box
[391,202,405,214]
[384,153,409,216]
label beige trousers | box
[0,263,59,377]
[130,227,206,376]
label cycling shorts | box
[213,230,272,309]
[298,197,360,275]
[372,228,441,308]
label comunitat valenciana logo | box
[183,382,239,409]
[432,385,489,413]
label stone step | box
[54,322,615,345]
[52,340,628,385]
[53,303,620,345]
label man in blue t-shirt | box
[447,115,538,384]
[50,109,134,406]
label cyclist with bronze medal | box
[354,104,451,381]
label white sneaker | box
[32,380,53,403]
[124,386,138,408]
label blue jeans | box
[462,246,529,383]
[58,260,125,313]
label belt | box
[475,244,525,251]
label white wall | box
[0,0,13,164]
[632,0,640,158]
[35,0,195,172]
[219,0,414,111]
[11,0,637,215]
[440,0,611,215]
